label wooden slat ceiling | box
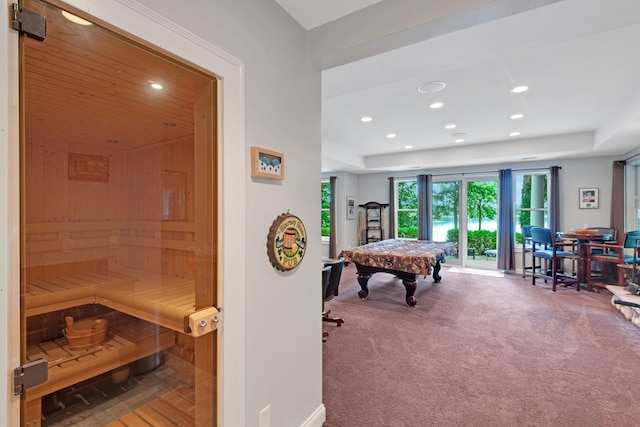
[23,3,211,151]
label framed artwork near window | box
[347,196,356,220]
[579,187,598,209]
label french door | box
[433,176,498,268]
[465,177,498,269]
[19,0,219,425]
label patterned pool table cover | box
[339,239,457,277]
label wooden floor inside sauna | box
[42,352,196,427]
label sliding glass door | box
[432,176,498,268]
[432,180,461,265]
[465,178,498,268]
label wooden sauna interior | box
[20,1,218,425]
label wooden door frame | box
[2,1,247,425]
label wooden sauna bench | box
[96,268,197,333]
[25,265,197,333]
[25,313,176,402]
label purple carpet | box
[322,263,640,426]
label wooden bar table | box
[557,230,613,289]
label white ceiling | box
[274,0,383,30]
[277,0,640,173]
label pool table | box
[339,239,457,307]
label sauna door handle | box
[187,306,221,337]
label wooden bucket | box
[65,316,108,350]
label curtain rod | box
[391,166,559,180]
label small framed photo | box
[251,146,284,180]
[579,187,598,209]
[347,196,356,220]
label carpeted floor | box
[322,263,640,427]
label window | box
[396,179,418,238]
[321,181,331,238]
[515,172,549,242]
[432,180,461,243]
[625,158,640,230]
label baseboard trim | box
[300,404,326,427]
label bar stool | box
[531,227,580,291]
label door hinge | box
[11,3,47,41]
[14,358,48,396]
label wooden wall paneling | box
[24,141,46,223]
[44,141,70,222]
[163,138,195,221]
[127,146,163,221]
[66,145,127,221]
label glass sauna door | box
[19,0,219,425]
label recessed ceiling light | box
[445,124,456,130]
[404,145,413,149]
[148,81,164,90]
[361,116,372,123]
[510,113,524,120]
[453,133,466,143]
[511,86,529,93]
[62,10,93,25]
[386,133,397,139]
[509,132,521,137]
[430,102,444,109]
[417,81,446,94]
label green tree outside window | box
[321,181,330,237]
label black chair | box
[531,227,580,291]
[521,225,535,278]
[323,257,345,326]
[321,265,332,341]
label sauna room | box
[20,1,218,425]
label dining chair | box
[585,230,640,290]
[323,257,345,326]
[584,227,617,284]
[530,227,580,291]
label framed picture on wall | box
[251,146,284,180]
[347,196,356,220]
[579,187,598,209]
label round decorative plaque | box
[266,212,307,271]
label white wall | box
[322,172,360,258]
[1,1,323,426]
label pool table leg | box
[432,260,442,283]
[356,273,372,299]
[402,279,418,307]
